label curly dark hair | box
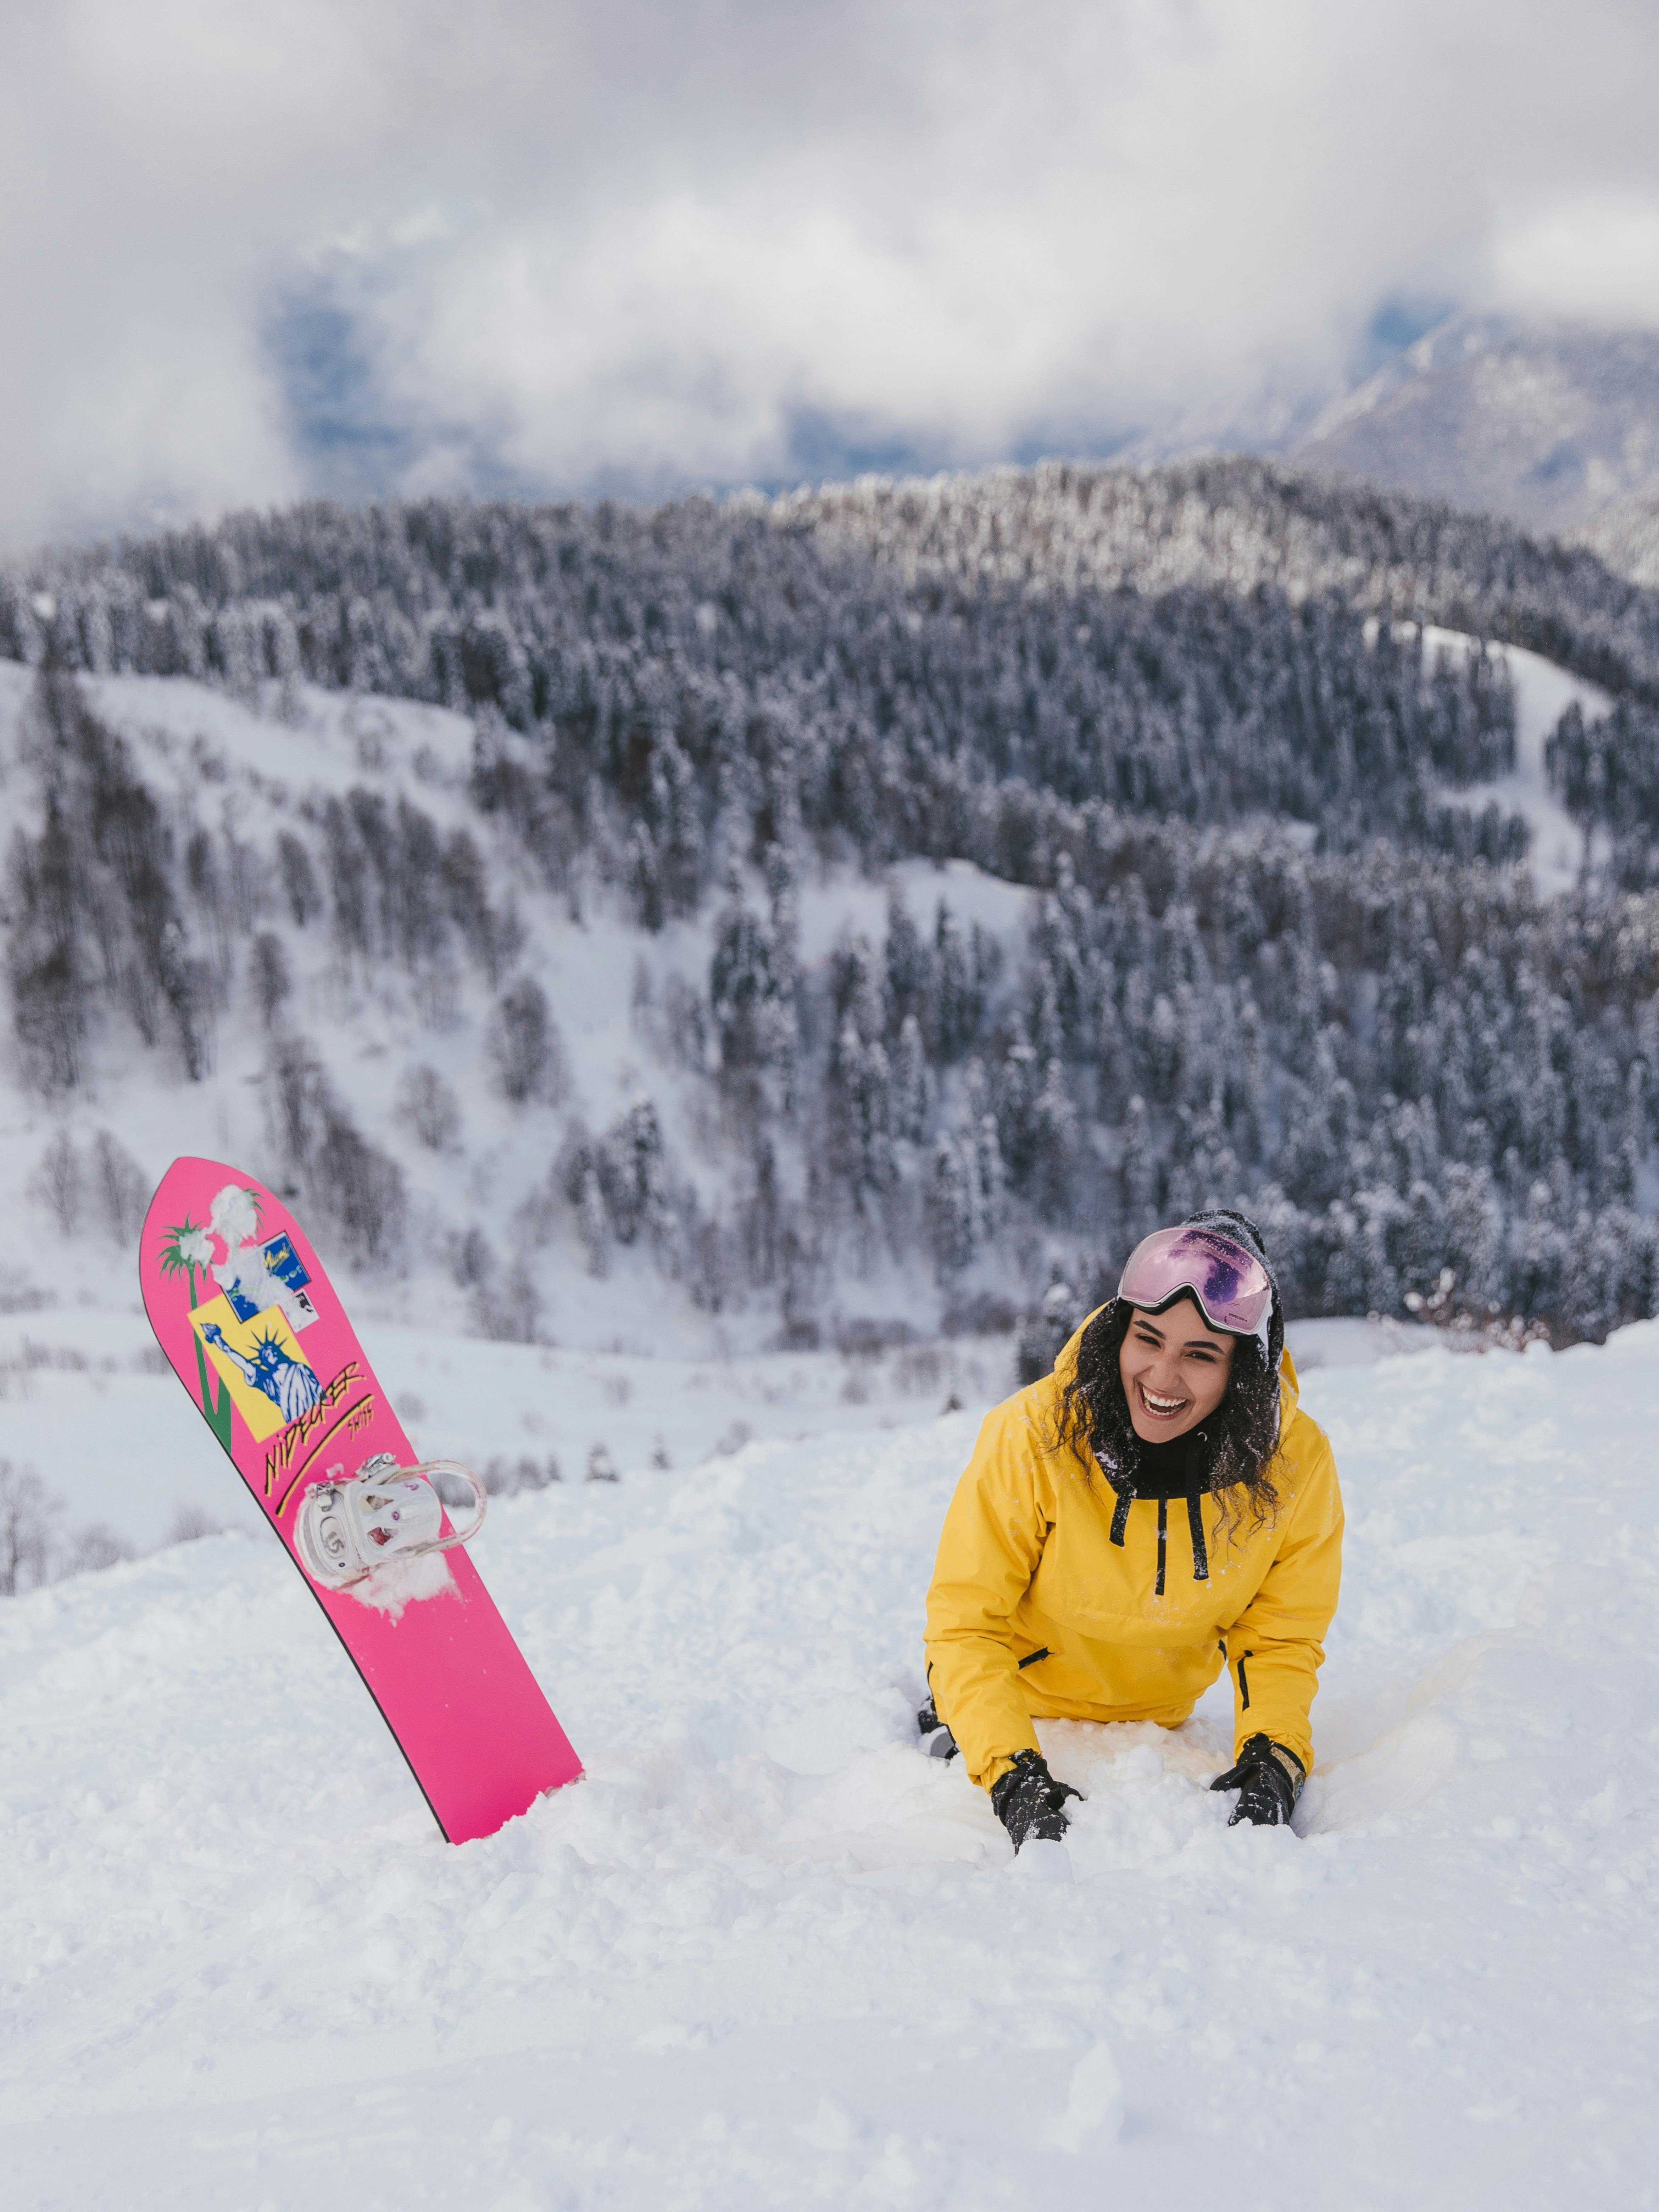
[1055,1295,1284,1543]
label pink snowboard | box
[139,1156,582,1843]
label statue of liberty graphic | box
[199,1321,323,1424]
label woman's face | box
[1118,1295,1236,1441]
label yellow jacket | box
[923,1314,1343,1790]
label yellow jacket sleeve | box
[923,1400,1053,1791]
[1224,1429,1343,1775]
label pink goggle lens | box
[1117,1225,1273,1342]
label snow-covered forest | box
[3,463,1656,1373]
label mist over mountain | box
[1574,486,1659,590]
[1280,315,1659,556]
[2,463,1657,1361]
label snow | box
[5,1320,1659,2207]
[795,857,1035,966]
[87,672,478,803]
[1376,621,1612,896]
[1285,1315,1437,1369]
[0,1304,1012,1553]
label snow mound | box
[1,1327,1657,2207]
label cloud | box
[1492,194,1659,324]
[2,0,1658,548]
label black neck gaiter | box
[1123,1426,1214,1499]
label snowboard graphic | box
[140,1157,582,1843]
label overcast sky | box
[4,0,1659,549]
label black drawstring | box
[1109,1485,1131,1547]
[1108,1476,1209,1588]
[1187,1494,1209,1581]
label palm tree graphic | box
[157,1217,233,1449]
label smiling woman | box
[1120,1302,1235,1434]
[921,1211,1343,1855]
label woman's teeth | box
[1139,1384,1187,1417]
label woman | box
[921,1210,1342,1853]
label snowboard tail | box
[140,1157,581,1842]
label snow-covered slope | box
[0,657,1028,1360]
[3,1325,1655,2208]
[1392,622,1611,895]
[0,656,723,1346]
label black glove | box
[1210,1733,1305,1827]
[916,1693,959,1762]
[989,1749,1082,1851]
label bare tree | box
[12,945,87,1092]
[29,1132,83,1234]
[312,1108,407,1269]
[489,976,567,1104]
[0,1462,59,1594]
[63,1523,138,1575]
[475,1256,542,1343]
[8,792,88,1092]
[250,932,292,1029]
[398,1063,461,1151]
[265,1033,327,1169]
[91,1130,149,1244]
[576,1164,609,1277]
[275,832,320,927]
[165,1505,226,1545]
[449,1225,496,1289]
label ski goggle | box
[1117,1225,1274,1351]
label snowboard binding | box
[296,1453,489,1590]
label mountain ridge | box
[1280,312,1659,549]
[1,471,1655,1362]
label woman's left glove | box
[1210,1734,1305,1826]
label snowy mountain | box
[1285,314,1659,548]
[3,1320,1655,2206]
[0,465,1657,1579]
[1575,484,1659,589]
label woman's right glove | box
[989,1749,1082,1851]
[1210,1734,1305,1826]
